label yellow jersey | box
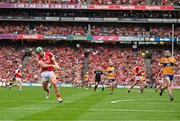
[106,66,116,79]
[160,57,176,75]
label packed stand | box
[1,10,180,19]
[89,46,180,86]
[0,23,88,36]
[0,46,84,84]
[0,46,22,81]
[0,23,180,38]
[0,45,180,86]
[91,24,180,38]
[88,46,139,85]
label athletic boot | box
[45,93,50,100]
[140,89,144,94]
[170,97,175,102]
[102,87,105,92]
[57,97,63,103]
[128,89,130,94]
[159,89,164,96]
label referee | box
[94,67,103,91]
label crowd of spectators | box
[0,45,84,83]
[0,23,88,36]
[0,45,179,86]
[88,46,138,85]
[89,45,180,86]
[0,0,179,5]
[0,23,180,38]
[1,10,180,19]
[91,24,180,38]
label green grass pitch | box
[0,87,180,121]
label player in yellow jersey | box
[159,50,176,101]
[103,63,116,94]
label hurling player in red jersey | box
[154,69,164,92]
[9,64,23,91]
[128,62,146,94]
[35,47,63,103]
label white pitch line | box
[0,99,175,105]
[0,99,84,104]
[110,99,167,104]
[0,120,180,121]
[0,99,74,103]
[0,107,178,113]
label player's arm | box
[18,72,22,77]
[159,58,164,67]
[172,57,177,66]
[38,60,54,68]
[171,57,177,70]
[132,67,138,76]
[139,69,145,75]
[128,75,135,81]
[51,55,60,70]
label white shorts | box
[41,71,54,82]
[15,77,22,83]
[135,76,141,81]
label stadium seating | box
[0,24,179,38]
[0,11,180,19]
[0,46,179,86]
[0,24,87,35]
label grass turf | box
[0,87,180,121]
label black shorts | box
[95,78,101,83]
[164,75,174,81]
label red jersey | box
[133,66,142,76]
[38,52,55,72]
[15,68,22,78]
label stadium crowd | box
[0,0,179,5]
[88,46,137,85]
[0,24,87,36]
[0,45,84,83]
[0,45,179,86]
[0,23,180,38]
[91,24,180,38]
[1,10,180,19]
